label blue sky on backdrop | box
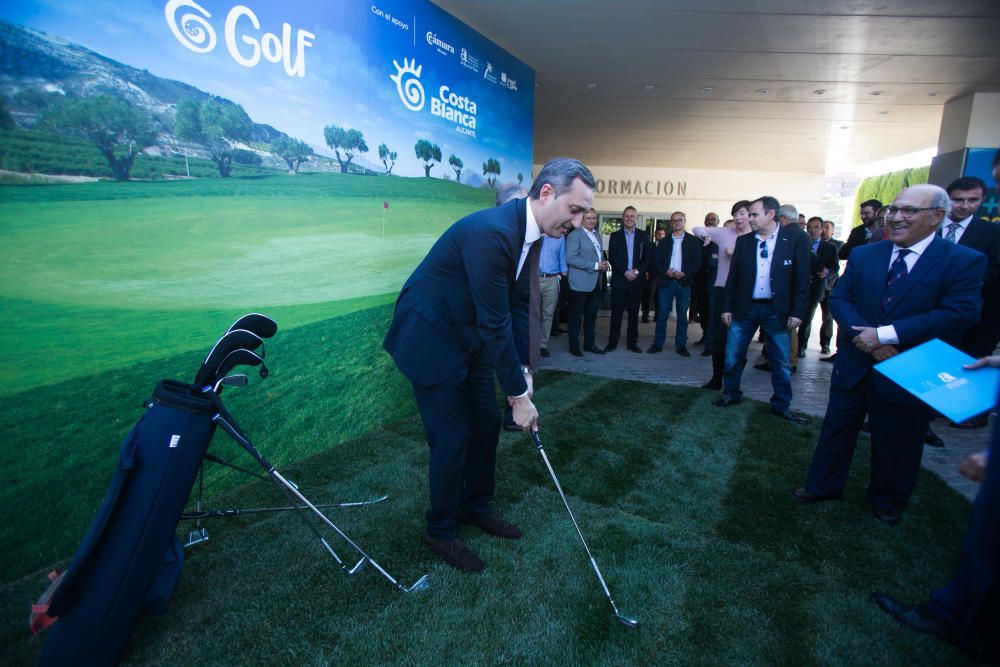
[2,0,535,180]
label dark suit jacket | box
[608,228,650,288]
[722,224,810,322]
[654,232,702,287]
[952,218,1000,324]
[839,223,873,260]
[809,238,840,283]
[383,197,528,396]
[829,236,985,404]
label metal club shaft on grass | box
[529,430,640,628]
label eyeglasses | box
[886,206,940,219]
[759,240,768,258]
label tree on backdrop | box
[415,139,441,177]
[271,136,313,173]
[174,97,252,178]
[231,148,261,166]
[449,154,463,183]
[378,143,397,175]
[324,125,368,173]
[38,95,157,181]
[0,97,15,130]
[483,158,501,189]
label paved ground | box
[540,311,994,502]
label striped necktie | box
[882,249,911,307]
[945,222,961,242]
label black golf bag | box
[37,379,216,666]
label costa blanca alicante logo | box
[390,58,425,112]
[390,58,479,137]
[164,0,315,78]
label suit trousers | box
[539,275,560,350]
[569,285,601,352]
[797,279,826,351]
[819,289,836,350]
[709,286,728,382]
[411,348,501,540]
[805,373,930,511]
[609,279,643,347]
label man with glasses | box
[607,205,651,353]
[648,211,701,356]
[714,196,810,423]
[792,185,985,526]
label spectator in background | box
[691,212,720,352]
[798,216,839,357]
[565,208,609,356]
[649,211,701,356]
[537,234,567,358]
[792,184,985,525]
[756,204,807,374]
[839,198,882,260]
[642,228,667,323]
[693,202,753,390]
[607,206,651,353]
[714,196,809,423]
[819,220,844,359]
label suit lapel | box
[510,198,528,282]
[870,242,894,313]
[881,236,947,318]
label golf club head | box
[212,373,249,394]
[348,557,368,575]
[227,313,277,339]
[213,348,267,386]
[195,329,264,386]
[614,613,640,628]
[403,574,430,592]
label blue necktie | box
[882,249,911,308]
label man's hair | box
[860,198,882,211]
[823,220,835,227]
[496,184,528,206]
[752,196,781,218]
[946,176,987,196]
[623,205,637,215]
[777,204,798,221]
[731,200,751,215]
[528,157,596,199]
[671,210,686,220]
[920,184,952,217]
[808,216,824,225]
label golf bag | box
[37,379,216,667]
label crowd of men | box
[384,153,999,659]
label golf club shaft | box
[180,496,389,520]
[531,432,628,617]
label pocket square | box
[783,259,792,265]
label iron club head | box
[403,574,430,592]
[615,612,640,628]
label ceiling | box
[432,0,1000,174]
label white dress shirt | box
[516,201,543,280]
[876,231,937,345]
[752,231,777,299]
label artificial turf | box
[0,354,978,665]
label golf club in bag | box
[34,314,426,666]
[529,431,639,629]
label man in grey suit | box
[566,208,609,356]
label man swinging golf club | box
[383,157,595,572]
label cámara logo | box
[164,0,315,78]
[426,32,455,55]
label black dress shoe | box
[924,427,945,448]
[540,348,551,358]
[570,349,583,357]
[693,337,705,346]
[790,487,843,503]
[700,348,712,357]
[461,513,523,539]
[423,535,485,572]
[820,354,836,363]
[676,348,690,357]
[646,345,662,353]
[713,396,741,407]
[584,345,605,355]
[641,315,649,323]
[754,361,772,372]
[605,344,617,352]
[797,350,806,358]
[551,327,566,335]
[627,344,643,353]
[820,346,831,355]
[872,506,902,525]
[870,593,960,644]
[772,408,807,424]
[700,379,722,390]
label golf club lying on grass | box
[180,495,389,520]
[529,430,640,629]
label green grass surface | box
[0,340,977,664]
[0,172,493,394]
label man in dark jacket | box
[648,211,702,355]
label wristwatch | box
[521,366,533,376]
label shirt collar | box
[894,231,936,255]
[947,215,973,230]
[524,200,543,245]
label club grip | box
[529,430,543,450]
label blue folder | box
[873,338,999,423]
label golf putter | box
[530,430,639,628]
